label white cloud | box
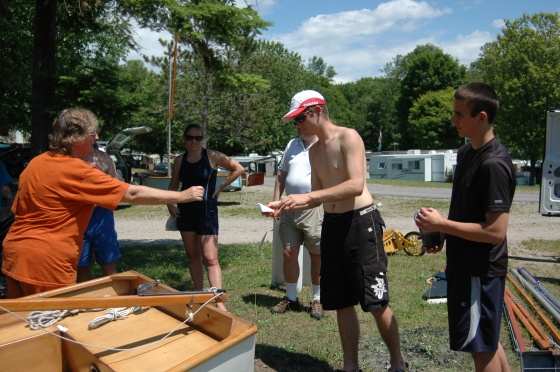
[269,0,454,82]
[439,30,494,67]
[127,20,172,62]
[236,0,276,15]
[492,19,506,29]
[278,0,452,48]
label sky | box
[128,0,560,83]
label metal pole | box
[511,269,560,325]
[518,267,560,312]
[167,35,179,177]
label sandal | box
[392,362,410,372]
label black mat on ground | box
[422,270,447,304]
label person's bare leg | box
[181,231,204,290]
[309,252,321,286]
[472,343,510,372]
[496,343,511,372]
[283,245,301,283]
[200,234,227,312]
[371,305,406,372]
[101,262,117,276]
[6,276,24,298]
[77,267,94,283]
[337,306,360,372]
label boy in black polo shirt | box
[415,82,515,372]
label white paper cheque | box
[256,203,274,213]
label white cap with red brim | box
[282,90,325,123]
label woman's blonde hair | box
[49,108,99,154]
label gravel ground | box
[115,199,560,251]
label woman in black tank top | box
[166,123,244,312]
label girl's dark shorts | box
[447,273,505,352]
[320,205,389,312]
[177,208,219,235]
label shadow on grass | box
[114,242,250,291]
[217,201,242,206]
[255,344,334,372]
[115,243,194,291]
[242,293,317,316]
[509,255,560,264]
[242,293,285,310]
[119,238,181,248]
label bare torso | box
[310,126,373,213]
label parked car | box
[102,126,152,183]
[0,143,32,180]
[0,126,152,187]
[154,162,170,173]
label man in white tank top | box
[267,129,324,320]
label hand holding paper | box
[256,203,274,213]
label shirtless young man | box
[269,90,408,372]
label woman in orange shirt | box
[2,108,204,298]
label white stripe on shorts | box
[461,276,481,350]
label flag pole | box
[167,35,179,177]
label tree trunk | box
[30,0,57,157]
[529,156,537,187]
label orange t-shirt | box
[2,152,129,287]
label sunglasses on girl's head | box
[185,135,203,141]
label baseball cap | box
[282,90,325,123]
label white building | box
[369,149,457,182]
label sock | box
[285,282,298,301]
[312,284,320,302]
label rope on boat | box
[27,309,85,330]
[88,307,143,329]
[0,288,226,352]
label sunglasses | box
[293,109,312,125]
[185,135,203,141]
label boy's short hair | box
[454,82,500,124]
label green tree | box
[0,1,34,136]
[307,56,336,82]
[167,0,271,133]
[17,0,271,157]
[28,0,142,154]
[408,88,462,150]
[338,77,400,152]
[395,44,466,149]
[474,12,560,185]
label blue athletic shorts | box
[79,206,120,267]
[447,273,505,352]
[320,205,389,312]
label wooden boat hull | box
[0,271,257,371]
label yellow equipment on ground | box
[383,228,424,256]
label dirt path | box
[115,200,559,277]
[116,201,560,247]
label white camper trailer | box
[369,149,457,182]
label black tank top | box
[179,148,217,215]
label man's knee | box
[283,246,300,261]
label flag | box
[377,126,382,152]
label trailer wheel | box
[403,231,424,256]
